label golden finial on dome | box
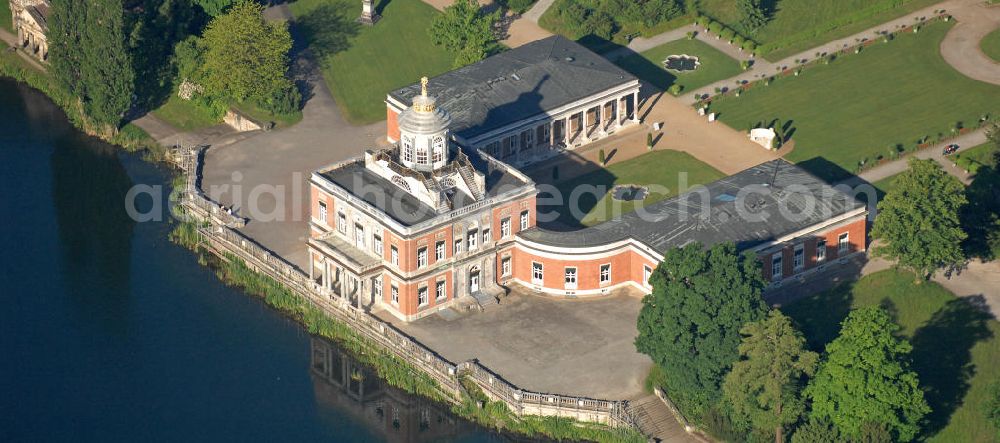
[420,76,429,97]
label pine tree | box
[635,242,768,418]
[722,311,818,443]
[737,0,768,34]
[804,307,930,442]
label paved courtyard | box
[377,286,653,400]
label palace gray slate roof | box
[389,35,637,141]
[520,160,867,254]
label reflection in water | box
[310,337,505,443]
[50,119,135,332]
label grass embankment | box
[152,94,223,132]
[0,49,162,159]
[782,269,1000,442]
[549,150,724,226]
[981,27,1000,63]
[698,0,941,61]
[456,376,646,443]
[613,38,742,93]
[289,0,456,124]
[709,20,1000,182]
[171,218,642,441]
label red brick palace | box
[307,36,867,322]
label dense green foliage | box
[429,0,502,68]
[736,0,768,35]
[194,0,236,16]
[540,0,686,51]
[711,21,1000,182]
[548,149,724,226]
[872,158,967,279]
[289,0,456,124]
[613,38,742,92]
[722,311,818,442]
[496,0,537,14]
[961,126,1000,260]
[200,0,298,114]
[635,242,768,418]
[49,0,135,125]
[698,0,940,60]
[804,307,930,441]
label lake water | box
[0,79,506,442]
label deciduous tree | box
[635,242,768,418]
[804,307,930,442]
[722,311,818,443]
[430,0,501,68]
[872,158,967,279]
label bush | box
[668,84,683,95]
[732,35,745,48]
[719,27,736,42]
[696,15,710,28]
[686,31,696,40]
[708,20,722,34]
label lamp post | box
[358,0,380,25]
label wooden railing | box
[171,145,641,433]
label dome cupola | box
[397,77,451,172]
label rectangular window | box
[468,229,478,250]
[373,275,382,298]
[502,137,514,158]
[355,224,365,249]
[600,264,611,284]
[532,262,543,283]
[564,267,577,289]
[436,280,446,300]
[391,245,399,266]
[488,141,500,157]
[520,129,533,151]
[318,201,328,223]
[435,241,445,261]
[520,210,529,231]
[416,148,428,164]
[501,218,511,237]
[501,256,511,276]
[482,228,490,244]
[838,233,850,253]
[337,212,346,234]
[816,239,826,261]
[644,266,653,286]
[390,285,399,305]
[793,244,804,270]
[417,247,427,268]
[537,124,550,146]
[418,287,428,306]
[454,239,462,255]
[771,254,783,280]
[374,234,383,256]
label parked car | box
[943,144,960,155]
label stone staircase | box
[457,164,485,200]
[630,395,701,442]
[470,287,505,312]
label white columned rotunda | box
[397,77,452,172]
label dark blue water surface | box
[0,79,503,442]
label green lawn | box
[709,21,1000,182]
[698,0,941,61]
[289,0,457,124]
[547,150,724,226]
[782,269,1000,442]
[953,143,998,175]
[982,27,1000,63]
[0,1,11,33]
[613,38,742,93]
[152,94,223,132]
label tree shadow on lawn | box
[910,297,993,437]
[293,4,361,61]
[780,281,855,352]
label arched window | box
[432,136,445,162]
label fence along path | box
[170,146,642,433]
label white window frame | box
[318,201,328,223]
[432,136,445,162]
[501,256,511,277]
[501,217,511,238]
[482,228,490,244]
[337,212,346,234]
[643,265,652,287]
[435,241,445,261]
[374,234,383,256]
[564,267,578,289]
[520,210,529,231]
[454,239,462,255]
[355,224,365,249]
[418,286,428,306]
[417,247,427,268]
[771,254,783,280]
[600,263,611,284]
[416,147,428,164]
[793,244,804,270]
[390,285,399,305]
[467,229,478,250]
[532,262,543,284]
[816,239,826,262]
[373,275,382,299]
[435,280,446,300]
[391,246,399,266]
[838,233,850,253]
